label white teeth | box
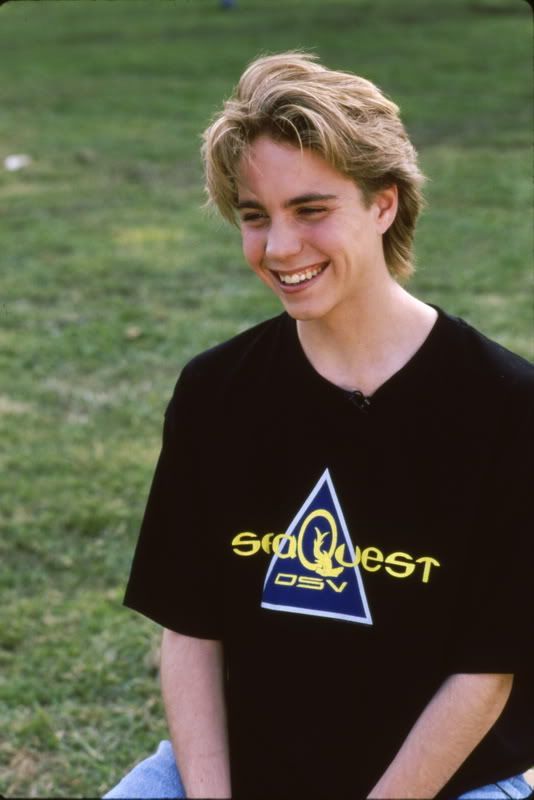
[278,264,326,285]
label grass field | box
[0,0,532,795]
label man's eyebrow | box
[236,199,264,210]
[236,193,338,210]
[285,193,338,207]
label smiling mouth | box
[272,262,329,286]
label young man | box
[106,53,533,799]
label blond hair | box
[202,51,426,281]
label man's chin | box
[282,307,320,322]
[280,302,328,322]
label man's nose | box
[265,219,302,261]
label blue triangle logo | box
[262,469,373,625]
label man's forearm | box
[160,628,231,799]
[367,673,514,799]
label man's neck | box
[295,283,438,397]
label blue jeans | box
[103,741,185,799]
[457,775,534,800]
[103,740,533,799]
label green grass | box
[1,0,532,794]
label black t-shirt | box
[124,307,534,798]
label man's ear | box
[374,185,398,234]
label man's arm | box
[160,628,231,799]
[367,673,514,799]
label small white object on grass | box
[4,154,32,171]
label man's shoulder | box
[187,314,287,372]
[184,313,287,381]
[441,309,534,400]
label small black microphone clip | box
[348,390,371,412]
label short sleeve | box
[124,362,224,639]
[446,398,534,674]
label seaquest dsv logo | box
[231,469,440,624]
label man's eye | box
[241,212,266,223]
[298,206,326,216]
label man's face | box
[236,136,397,322]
